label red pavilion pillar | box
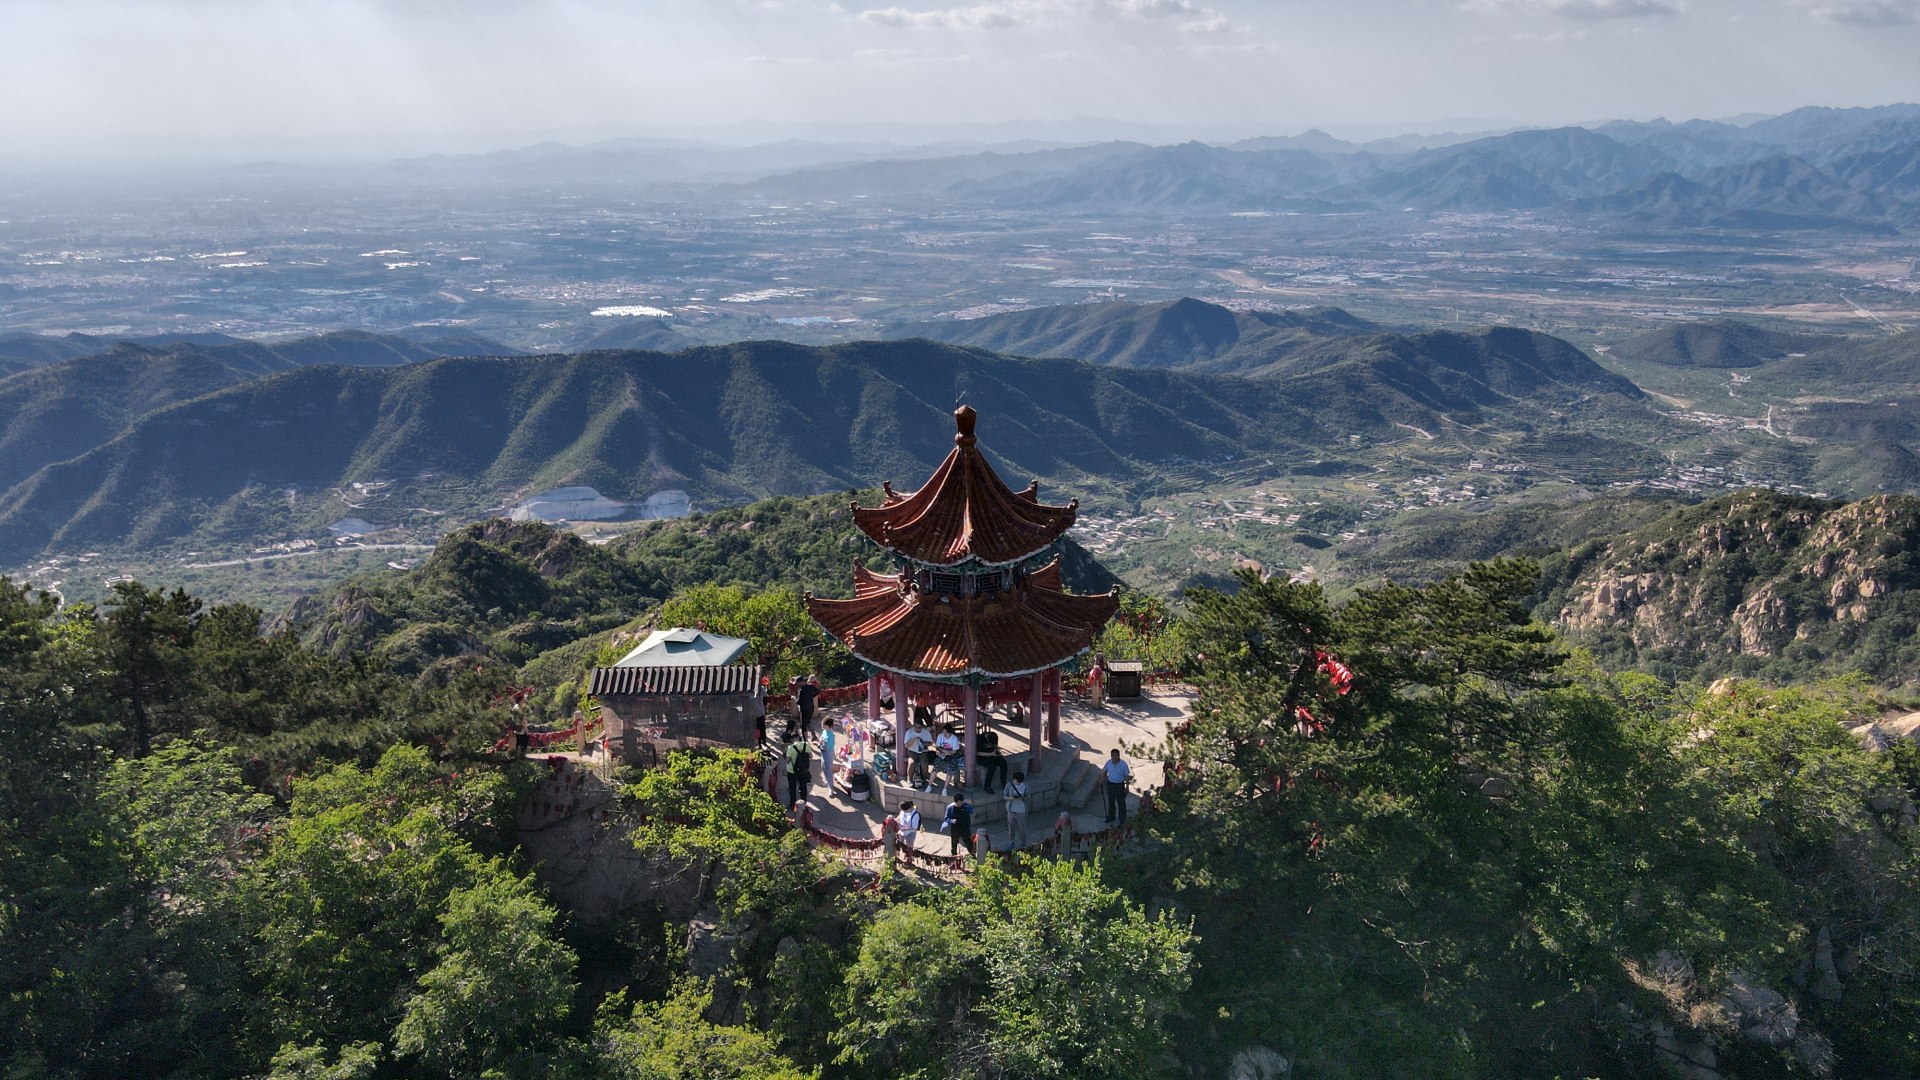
[893,680,909,777]
[963,681,979,782]
[867,675,882,726]
[1045,668,1062,747]
[1028,670,1045,772]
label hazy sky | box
[6,0,1920,160]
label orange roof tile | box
[851,405,1077,568]
[808,557,1118,680]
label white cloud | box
[1463,0,1682,17]
[858,4,1020,27]
[1178,13,1233,32]
[855,0,1233,32]
[1801,0,1919,25]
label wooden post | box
[1028,670,1045,773]
[963,681,979,782]
[894,682,910,782]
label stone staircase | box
[1060,757,1103,809]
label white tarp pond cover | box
[507,486,691,523]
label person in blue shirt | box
[941,794,976,857]
[1102,748,1131,826]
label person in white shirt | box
[1102,749,1132,826]
[1004,771,1030,849]
[932,725,963,790]
[933,726,962,758]
[904,720,935,787]
[895,800,921,853]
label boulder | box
[1228,1047,1291,1080]
[686,915,742,979]
[1719,974,1798,1048]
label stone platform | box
[789,689,1187,856]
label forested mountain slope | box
[0,336,1661,557]
[0,331,519,493]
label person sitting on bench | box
[903,717,935,787]
[976,728,1009,793]
[931,724,964,789]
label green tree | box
[833,904,975,1080]
[241,745,563,1061]
[595,983,817,1080]
[626,749,818,921]
[100,581,202,756]
[836,857,1193,1080]
[394,876,580,1077]
[1091,590,1193,674]
[964,857,1192,1079]
[656,583,846,686]
[1145,561,1588,1077]
[261,1041,381,1080]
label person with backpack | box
[784,732,812,810]
[895,800,921,856]
[1004,771,1030,849]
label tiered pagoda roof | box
[808,559,1118,680]
[810,406,1116,682]
[850,404,1078,569]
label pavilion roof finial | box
[954,404,978,447]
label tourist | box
[820,717,838,783]
[904,716,935,787]
[933,724,963,790]
[797,672,821,732]
[1088,655,1108,709]
[896,800,921,854]
[846,758,874,803]
[784,732,811,811]
[941,793,975,857]
[1004,771,1030,849]
[976,727,1008,792]
[1102,748,1131,826]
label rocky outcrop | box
[1550,492,1920,674]
[1227,1047,1291,1080]
[517,760,705,925]
[1618,953,1837,1080]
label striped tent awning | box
[589,664,764,697]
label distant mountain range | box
[892,297,1639,395]
[0,331,517,494]
[1610,319,1843,368]
[9,302,1919,563]
[0,327,1660,557]
[728,104,1920,227]
[0,328,512,378]
[888,297,1381,372]
[571,318,703,354]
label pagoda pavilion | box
[807,405,1119,781]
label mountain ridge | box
[0,333,1661,558]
